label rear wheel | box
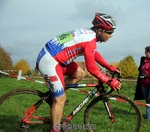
[0,88,50,132]
[84,94,142,132]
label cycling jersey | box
[36,28,112,97]
[45,28,96,64]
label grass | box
[0,76,150,132]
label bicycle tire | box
[84,94,142,132]
[0,88,51,132]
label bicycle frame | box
[22,95,51,124]
[66,84,100,120]
[21,83,114,125]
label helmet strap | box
[96,28,104,42]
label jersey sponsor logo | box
[49,75,58,82]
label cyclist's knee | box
[53,94,66,106]
[81,68,86,78]
[74,67,86,80]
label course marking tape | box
[1,70,149,107]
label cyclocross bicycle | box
[0,72,142,132]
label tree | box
[118,55,138,79]
[0,45,13,70]
[14,59,31,75]
[110,62,119,68]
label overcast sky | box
[0,0,150,69]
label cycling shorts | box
[36,47,79,98]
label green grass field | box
[0,77,149,132]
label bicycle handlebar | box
[107,68,121,80]
[98,70,121,95]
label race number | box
[57,32,73,44]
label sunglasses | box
[104,30,114,35]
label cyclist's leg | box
[37,51,66,131]
[50,94,66,131]
[63,62,86,86]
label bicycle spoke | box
[0,89,50,132]
[84,94,141,132]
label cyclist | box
[36,12,121,132]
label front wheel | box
[84,94,142,132]
[0,88,51,132]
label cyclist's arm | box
[84,42,110,83]
[95,51,112,70]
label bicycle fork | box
[103,97,115,123]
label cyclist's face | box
[101,32,113,42]
[96,29,113,42]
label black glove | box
[139,73,147,79]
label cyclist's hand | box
[110,66,120,73]
[107,78,121,90]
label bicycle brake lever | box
[117,89,120,93]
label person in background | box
[36,12,121,132]
[27,69,31,78]
[135,46,150,120]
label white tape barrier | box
[0,70,150,107]
[0,70,46,84]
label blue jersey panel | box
[45,39,65,57]
[36,48,46,63]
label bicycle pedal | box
[20,123,29,128]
